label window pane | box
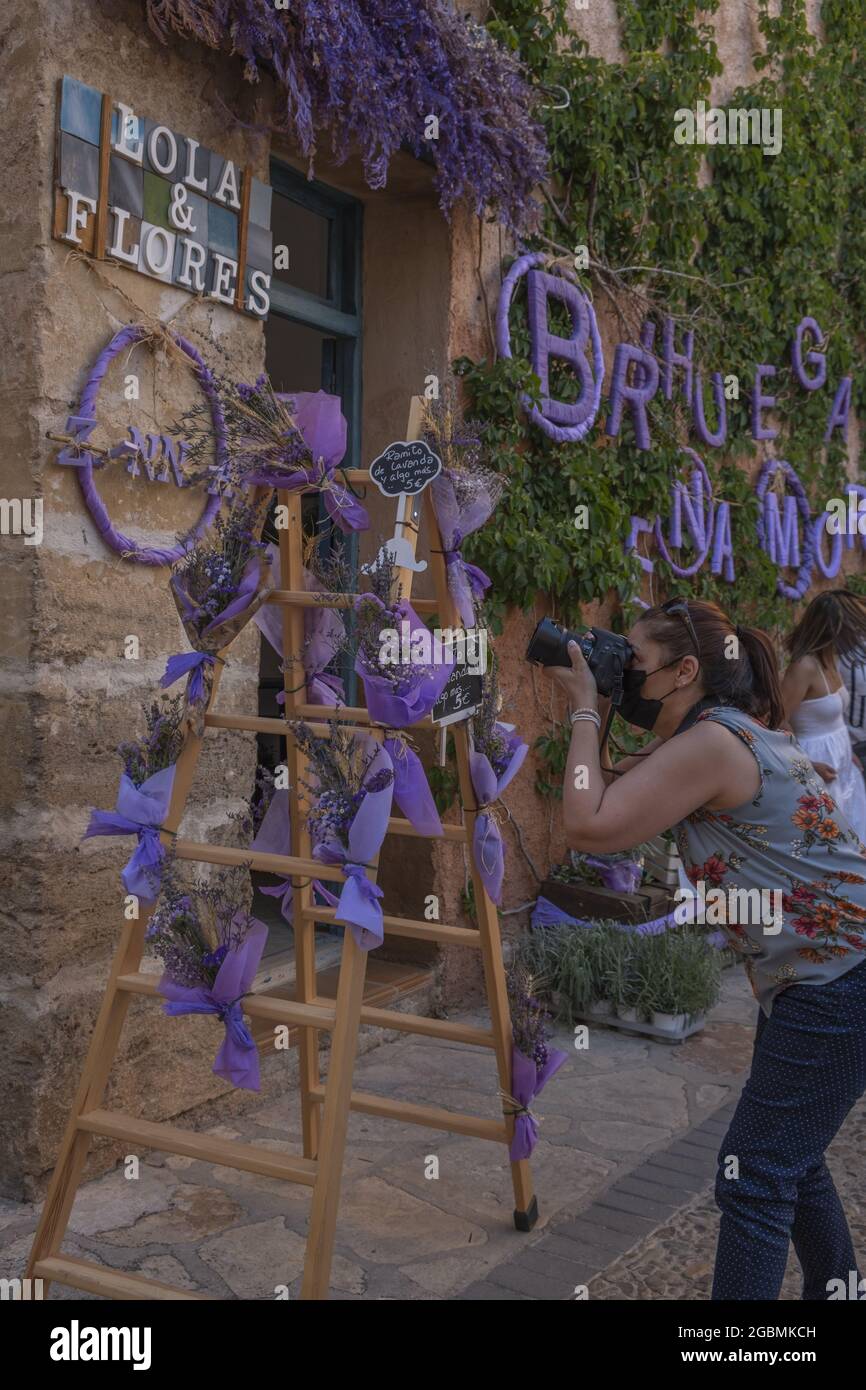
[271,191,331,298]
[265,315,336,394]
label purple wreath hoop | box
[653,448,715,577]
[66,323,225,566]
[755,458,815,601]
[495,251,603,444]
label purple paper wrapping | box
[384,736,443,837]
[468,724,528,904]
[82,764,176,902]
[246,390,369,534]
[354,595,455,727]
[311,743,395,950]
[158,917,268,1091]
[430,469,499,628]
[508,1043,568,1161]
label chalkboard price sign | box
[431,669,484,726]
[370,440,442,497]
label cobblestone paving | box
[585,1097,866,1301]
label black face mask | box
[619,659,689,732]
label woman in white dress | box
[782,589,866,843]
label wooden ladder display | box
[27,398,536,1302]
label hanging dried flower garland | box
[141,0,547,229]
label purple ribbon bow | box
[508,1043,569,1160]
[158,917,268,1090]
[160,651,216,707]
[311,744,394,950]
[468,724,528,905]
[246,391,369,534]
[443,530,492,624]
[82,764,175,901]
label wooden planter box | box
[541,878,676,926]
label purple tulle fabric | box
[468,724,528,904]
[253,546,346,713]
[508,1043,568,1160]
[581,855,643,893]
[354,595,454,727]
[245,391,369,534]
[310,743,395,950]
[83,764,176,902]
[430,469,498,627]
[158,916,268,1091]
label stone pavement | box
[4,964,860,1300]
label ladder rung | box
[77,1108,318,1185]
[356,1005,496,1046]
[389,817,465,842]
[206,712,383,739]
[116,971,337,1030]
[173,839,345,881]
[300,905,481,947]
[267,589,438,614]
[309,1086,508,1142]
[33,1255,214,1300]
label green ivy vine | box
[459,0,866,647]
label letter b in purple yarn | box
[527,269,598,430]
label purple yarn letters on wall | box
[792,317,827,391]
[605,342,659,451]
[751,364,778,441]
[496,251,603,444]
[825,376,852,442]
[691,370,727,448]
[58,323,225,566]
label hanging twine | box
[497,1085,536,1122]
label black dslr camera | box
[525,618,634,704]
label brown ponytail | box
[637,599,786,729]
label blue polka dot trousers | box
[712,958,866,1300]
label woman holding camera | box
[546,597,866,1302]
[782,588,866,841]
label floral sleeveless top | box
[671,704,866,1017]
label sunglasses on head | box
[660,597,701,659]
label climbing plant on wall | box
[460,0,866,639]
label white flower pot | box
[651,1010,688,1035]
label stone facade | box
[0,0,859,1199]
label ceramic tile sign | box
[369,440,442,497]
[53,75,273,318]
